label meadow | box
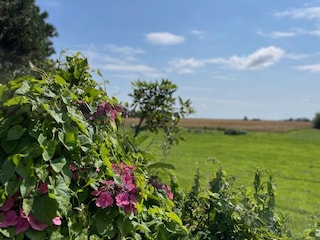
[133,118,320,238]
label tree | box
[312,112,320,129]
[0,0,57,83]
[129,79,195,145]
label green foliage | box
[0,54,187,239]
[0,0,57,83]
[129,79,195,146]
[223,128,247,135]
[305,216,320,240]
[174,167,290,239]
[312,112,320,129]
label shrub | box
[312,112,320,129]
[173,167,291,239]
[0,54,187,239]
[224,128,247,135]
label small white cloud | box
[101,63,156,73]
[257,29,300,38]
[297,64,320,72]
[227,46,285,70]
[275,7,320,20]
[190,30,205,39]
[104,45,145,55]
[257,28,320,38]
[145,32,185,45]
[168,58,205,74]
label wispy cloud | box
[71,44,162,79]
[297,64,320,72]
[189,30,206,39]
[257,28,320,38]
[168,46,285,74]
[145,32,185,45]
[275,6,320,20]
[104,45,145,55]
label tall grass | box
[148,128,320,238]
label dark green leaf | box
[7,125,26,141]
[33,194,58,224]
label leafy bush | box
[312,112,320,129]
[0,54,187,239]
[173,167,291,239]
[224,128,247,135]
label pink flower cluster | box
[92,163,138,214]
[150,180,174,200]
[76,100,122,124]
[0,186,61,235]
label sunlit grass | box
[146,128,320,238]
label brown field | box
[124,118,312,132]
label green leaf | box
[147,162,175,170]
[166,212,182,226]
[67,106,88,135]
[14,81,30,95]
[1,137,17,154]
[20,177,36,198]
[51,157,67,173]
[33,194,58,224]
[95,209,116,238]
[25,228,47,240]
[0,160,16,184]
[41,139,57,161]
[22,197,33,216]
[7,125,26,141]
[3,96,28,106]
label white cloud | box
[104,45,145,55]
[297,64,320,72]
[168,57,206,74]
[145,32,185,45]
[190,30,205,39]
[227,46,285,70]
[257,28,320,38]
[70,44,162,79]
[275,7,320,20]
[168,46,285,74]
[257,29,301,38]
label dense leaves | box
[129,79,195,146]
[0,0,57,83]
[312,112,320,129]
[0,54,187,239]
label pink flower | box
[96,192,114,208]
[164,185,173,200]
[39,182,48,194]
[115,193,129,207]
[27,214,48,231]
[0,210,18,228]
[0,198,14,211]
[16,215,30,234]
[52,216,62,226]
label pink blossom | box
[96,192,114,208]
[0,198,14,211]
[164,185,174,200]
[115,193,129,207]
[52,216,62,226]
[16,215,30,234]
[0,210,18,228]
[109,109,118,123]
[39,182,48,194]
[27,214,48,231]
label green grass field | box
[145,127,320,238]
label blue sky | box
[36,0,320,120]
